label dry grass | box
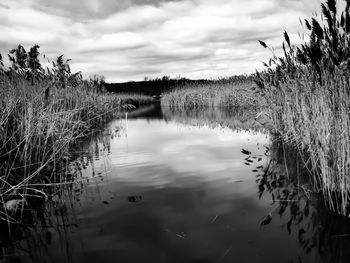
[161,80,265,109]
[257,0,350,215]
[0,77,150,219]
[263,71,350,214]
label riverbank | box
[161,78,265,109]
[0,76,154,216]
[160,0,350,216]
[256,0,350,215]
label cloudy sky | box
[0,0,324,82]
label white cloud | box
[0,0,325,81]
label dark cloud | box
[33,0,184,20]
[0,3,10,9]
[78,43,150,54]
[0,0,325,81]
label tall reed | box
[0,77,125,208]
[257,0,350,215]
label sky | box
[0,0,325,82]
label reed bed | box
[161,80,265,109]
[258,0,350,215]
[0,76,150,218]
[263,70,350,214]
[255,139,350,262]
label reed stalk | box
[258,0,350,215]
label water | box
[2,105,350,263]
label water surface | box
[2,106,350,263]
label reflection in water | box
[126,103,164,120]
[162,106,263,131]
[255,139,350,263]
[0,123,127,263]
[0,106,350,263]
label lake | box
[1,105,350,263]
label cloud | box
[0,0,324,81]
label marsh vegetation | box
[0,0,350,262]
[255,0,350,215]
[0,46,154,221]
[161,76,264,109]
[160,0,350,216]
[1,106,348,263]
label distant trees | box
[143,75,172,82]
[88,74,106,93]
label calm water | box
[2,105,350,263]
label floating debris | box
[241,149,251,155]
[211,214,219,223]
[260,213,272,227]
[127,195,142,203]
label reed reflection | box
[0,125,125,263]
[162,106,264,131]
[254,139,350,263]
